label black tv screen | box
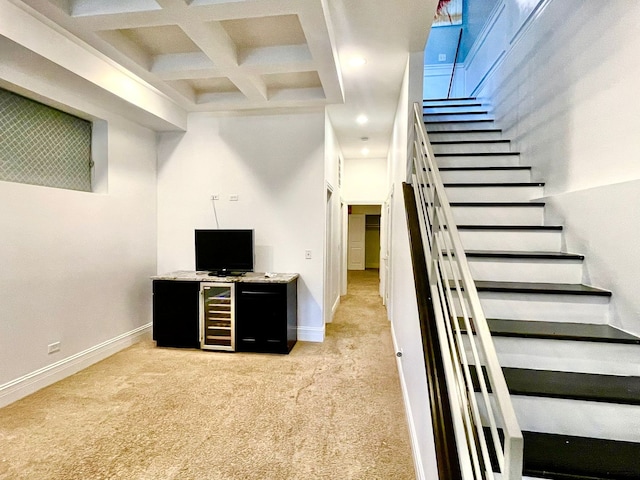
[195,229,254,274]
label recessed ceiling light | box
[361,147,370,156]
[356,114,368,125]
[349,56,367,67]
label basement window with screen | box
[0,87,93,192]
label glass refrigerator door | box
[200,283,234,351]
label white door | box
[348,214,366,270]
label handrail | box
[447,28,463,99]
[410,102,523,480]
[403,181,463,480]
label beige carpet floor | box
[0,270,414,479]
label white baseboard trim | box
[297,325,325,342]
[391,326,426,480]
[0,323,152,408]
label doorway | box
[347,204,382,272]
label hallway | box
[0,270,414,480]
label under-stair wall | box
[423,97,640,479]
[457,0,640,336]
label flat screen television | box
[195,229,254,275]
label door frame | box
[344,202,384,293]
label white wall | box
[324,112,344,321]
[156,112,326,341]
[545,183,640,334]
[388,54,438,480]
[459,0,640,334]
[472,0,640,193]
[0,1,178,408]
[423,64,465,100]
[342,157,388,203]
[0,95,157,406]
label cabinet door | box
[236,283,287,353]
[153,280,200,348]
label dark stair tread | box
[431,139,511,145]
[427,128,503,134]
[462,318,639,344]
[424,96,477,102]
[444,182,544,187]
[485,318,640,344]
[475,280,612,296]
[440,166,530,171]
[435,151,520,157]
[521,431,640,479]
[486,428,640,479]
[469,364,640,405]
[456,224,563,231]
[424,118,495,125]
[424,110,489,116]
[423,102,483,108]
[464,250,584,260]
[450,201,545,207]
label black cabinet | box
[235,280,297,354]
[152,280,200,348]
[152,276,297,354]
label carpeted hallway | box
[0,269,414,479]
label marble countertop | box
[151,270,299,283]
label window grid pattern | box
[0,88,92,192]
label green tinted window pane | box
[0,88,92,192]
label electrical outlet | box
[438,53,446,61]
[211,194,219,200]
[48,342,61,354]
[305,249,312,259]
[229,194,239,201]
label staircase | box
[423,98,640,480]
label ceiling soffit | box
[23,0,344,112]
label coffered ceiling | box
[10,0,435,159]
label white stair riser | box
[479,395,640,443]
[425,113,493,122]
[429,131,503,142]
[442,256,582,284]
[440,169,531,183]
[451,206,544,225]
[465,258,583,284]
[446,186,544,202]
[511,396,640,443]
[477,292,611,324]
[424,105,488,114]
[436,155,521,167]
[432,142,512,154]
[426,121,496,132]
[459,230,562,251]
[493,474,547,480]
[487,337,640,376]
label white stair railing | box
[411,102,523,480]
